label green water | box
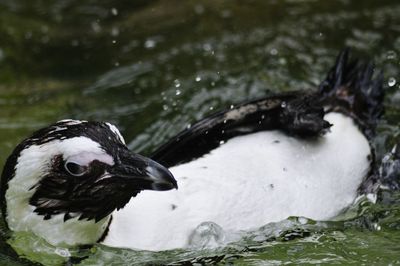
[0,0,400,265]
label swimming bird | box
[0,49,384,251]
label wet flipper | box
[152,91,331,167]
[278,94,332,137]
[152,93,299,167]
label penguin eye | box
[65,161,88,176]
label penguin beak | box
[144,160,178,190]
[109,149,177,191]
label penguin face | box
[1,120,176,245]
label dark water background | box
[0,0,400,265]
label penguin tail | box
[318,48,384,137]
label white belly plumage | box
[104,112,371,251]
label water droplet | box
[298,217,308,225]
[174,79,181,88]
[270,48,278,55]
[71,40,79,46]
[211,81,216,86]
[55,248,71,257]
[91,21,101,33]
[281,101,287,108]
[373,223,381,231]
[175,89,181,96]
[315,32,324,40]
[186,124,192,129]
[194,5,205,15]
[388,77,396,87]
[223,119,227,124]
[111,8,118,16]
[163,105,169,111]
[279,58,287,65]
[219,140,225,145]
[230,105,234,109]
[386,50,397,60]
[209,106,214,111]
[195,76,201,82]
[188,222,225,249]
[112,39,117,44]
[144,39,156,49]
[111,27,119,37]
[203,43,212,52]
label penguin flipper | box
[151,91,329,167]
[278,93,332,137]
[152,93,292,167]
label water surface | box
[0,0,400,265]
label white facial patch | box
[65,152,114,167]
[5,136,114,246]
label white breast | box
[104,112,371,251]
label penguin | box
[0,49,384,252]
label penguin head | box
[0,120,177,246]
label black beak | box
[109,149,177,191]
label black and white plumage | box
[0,50,386,251]
[0,120,176,246]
